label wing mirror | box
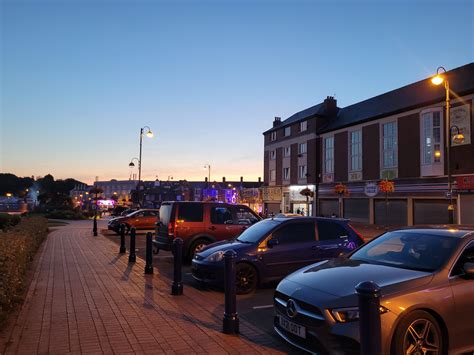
[267,238,279,248]
[463,262,474,279]
[224,220,234,225]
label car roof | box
[389,226,474,238]
[268,216,350,223]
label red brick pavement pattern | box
[0,222,287,354]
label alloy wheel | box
[403,318,440,355]
[235,264,257,294]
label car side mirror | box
[224,220,234,225]
[462,262,474,279]
[267,238,279,248]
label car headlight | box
[331,306,388,323]
[205,251,225,262]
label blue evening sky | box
[1,0,473,184]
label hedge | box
[0,216,48,326]
[45,209,86,220]
[0,213,21,230]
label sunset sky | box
[1,0,473,184]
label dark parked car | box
[192,217,364,294]
[273,227,474,355]
[153,201,261,260]
[108,209,159,233]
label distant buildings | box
[263,62,474,225]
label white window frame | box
[270,150,276,160]
[270,169,276,182]
[300,120,307,132]
[284,126,291,137]
[381,121,398,169]
[284,146,291,157]
[298,142,307,155]
[283,167,290,181]
[349,130,362,172]
[298,165,307,179]
[270,131,277,141]
[323,136,334,174]
[420,108,444,176]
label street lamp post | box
[431,66,454,223]
[204,164,211,184]
[129,126,153,207]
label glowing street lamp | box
[129,126,153,207]
[431,66,455,223]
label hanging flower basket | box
[379,179,395,193]
[300,188,314,198]
[334,183,349,196]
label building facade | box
[263,63,474,224]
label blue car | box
[191,217,365,294]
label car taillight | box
[348,224,366,243]
[168,222,175,237]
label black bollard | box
[119,224,126,254]
[223,250,239,334]
[171,238,183,295]
[93,216,98,236]
[128,227,136,263]
[356,281,382,355]
[145,232,153,274]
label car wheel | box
[190,239,211,259]
[392,310,444,355]
[235,263,258,295]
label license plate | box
[278,315,306,338]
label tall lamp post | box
[129,126,153,207]
[431,66,456,223]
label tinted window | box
[236,219,280,243]
[211,207,233,224]
[351,231,460,272]
[451,243,474,276]
[317,221,349,241]
[143,211,158,217]
[159,204,173,225]
[234,207,259,225]
[178,203,204,222]
[273,222,315,244]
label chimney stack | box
[222,177,226,183]
[205,177,208,182]
[324,96,337,116]
[273,116,282,127]
[240,176,243,183]
[258,177,261,183]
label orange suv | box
[153,201,261,260]
[108,209,159,233]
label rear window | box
[178,203,204,222]
[317,220,349,241]
[159,204,173,225]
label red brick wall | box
[334,131,348,182]
[398,113,420,178]
[362,123,380,180]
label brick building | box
[263,62,474,224]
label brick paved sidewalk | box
[0,221,289,354]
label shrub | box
[0,213,21,230]
[45,210,86,220]
[0,217,48,326]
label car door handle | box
[209,226,216,231]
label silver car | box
[274,228,474,354]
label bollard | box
[356,281,382,355]
[93,216,98,236]
[119,224,126,254]
[145,232,154,274]
[128,227,136,263]
[222,250,239,334]
[171,238,183,295]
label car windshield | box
[236,219,280,243]
[350,230,460,272]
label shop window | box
[284,126,291,136]
[283,167,290,181]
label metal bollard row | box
[171,238,183,295]
[128,227,136,263]
[119,224,126,254]
[223,249,239,334]
[356,281,382,355]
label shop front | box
[288,185,315,216]
[262,186,282,215]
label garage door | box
[344,199,369,223]
[374,199,407,226]
[414,199,456,225]
[319,199,339,217]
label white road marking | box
[252,304,273,310]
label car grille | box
[192,268,216,281]
[274,291,325,326]
[274,316,326,354]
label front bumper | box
[191,259,225,286]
